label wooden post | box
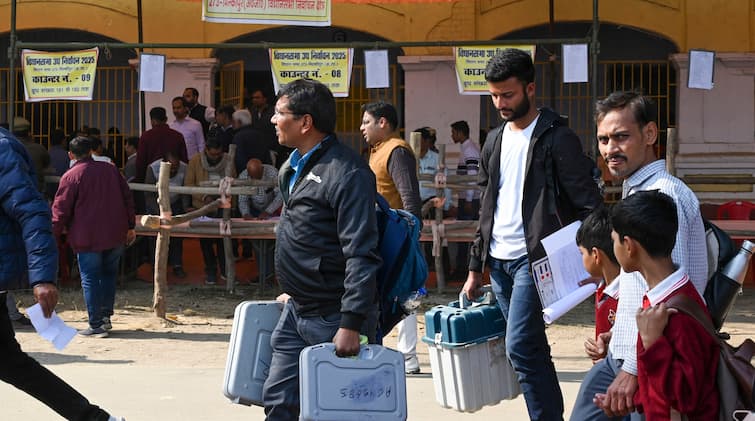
[435,144,447,292]
[223,145,237,293]
[666,127,677,176]
[153,161,172,318]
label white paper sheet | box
[541,221,591,298]
[542,283,596,324]
[562,44,589,83]
[688,50,715,90]
[26,303,77,350]
[364,50,390,89]
[139,53,166,93]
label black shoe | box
[13,316,33,328]
[172,266,187,278]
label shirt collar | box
[603,278,621,299]
[645,266,688,306]
[623,160,666,195]
[290,139,325,172]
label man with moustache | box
[569,91,707,421]
[462,48,602,421]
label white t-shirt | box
[488,115,539,260]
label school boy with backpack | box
[601,190,719,420]
[576,207,621,363]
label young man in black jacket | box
[462,48,603,421]
[262,79,381,421]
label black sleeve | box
[387,147,422,219]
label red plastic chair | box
[716,201,755,220]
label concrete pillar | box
[398,55,481,168]
[130,58,218,131]
[670,52,755,202]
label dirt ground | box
[10,279,755,374]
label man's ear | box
[590,246,602,265]
[643,121,658,146]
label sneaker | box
[78,327,109,338]
[102,317,112,331]
[172,266,187,278]
[205,276,217,285]
[108,416,126,421]
[405,355,420,374]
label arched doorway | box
[213,27,404,153]
[1,29,137,163]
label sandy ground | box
[4,280,754,420]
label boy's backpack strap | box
[666,294,718,339]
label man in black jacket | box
[262,79,381,421]
[462,49,603,421]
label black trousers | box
[0,292,110,421]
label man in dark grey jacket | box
[462,49,603,421]
[262,79,381,421]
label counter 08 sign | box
[454,45,535,95]
[269,48,353,97]
[21,48,99,102]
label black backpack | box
[702,218,742,331]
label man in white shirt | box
[450,120,480,280]
[463,49,602,421]
[570,91,707,421]
[170,96,205,160]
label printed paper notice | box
[139,53,165,93]
[454,45,535,95]
[269,48,353,97]
[537,221,595,324]
[688,49,715,90]
[562,44,588,83]
[26,303,77,350]
[21,48,99,102]
[365,50,389,89]
[203,0,330,26]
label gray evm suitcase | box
[222,300,283,406]
[299,343,407,421]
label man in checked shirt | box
[570,91,708,421]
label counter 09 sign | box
[454,45,535,95]
[269,48,353,97]
[21,48,99,102]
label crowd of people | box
[0,48,727,421]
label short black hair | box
[89,136,102,151]
[610,190,678,258]
[172,96,188,108]
[361,101,398,131]
[150,107,168,122]
[69,136,92,158]
[451,120,470,137]
[205,137,223,151]
[484,48,535,85]
[216,104,235,119]
[50,128,66,146]
[576,206,618,265]
[125,136,139,149]
[595,91,657,127]
[185,87,199,97]
[277,79,336,134]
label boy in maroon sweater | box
[605,190,718,421]
[576,207,620,363]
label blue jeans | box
[569,353,640,421]
[262,300,377,421]
[488,255,564,421]
[77,247,123,329]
